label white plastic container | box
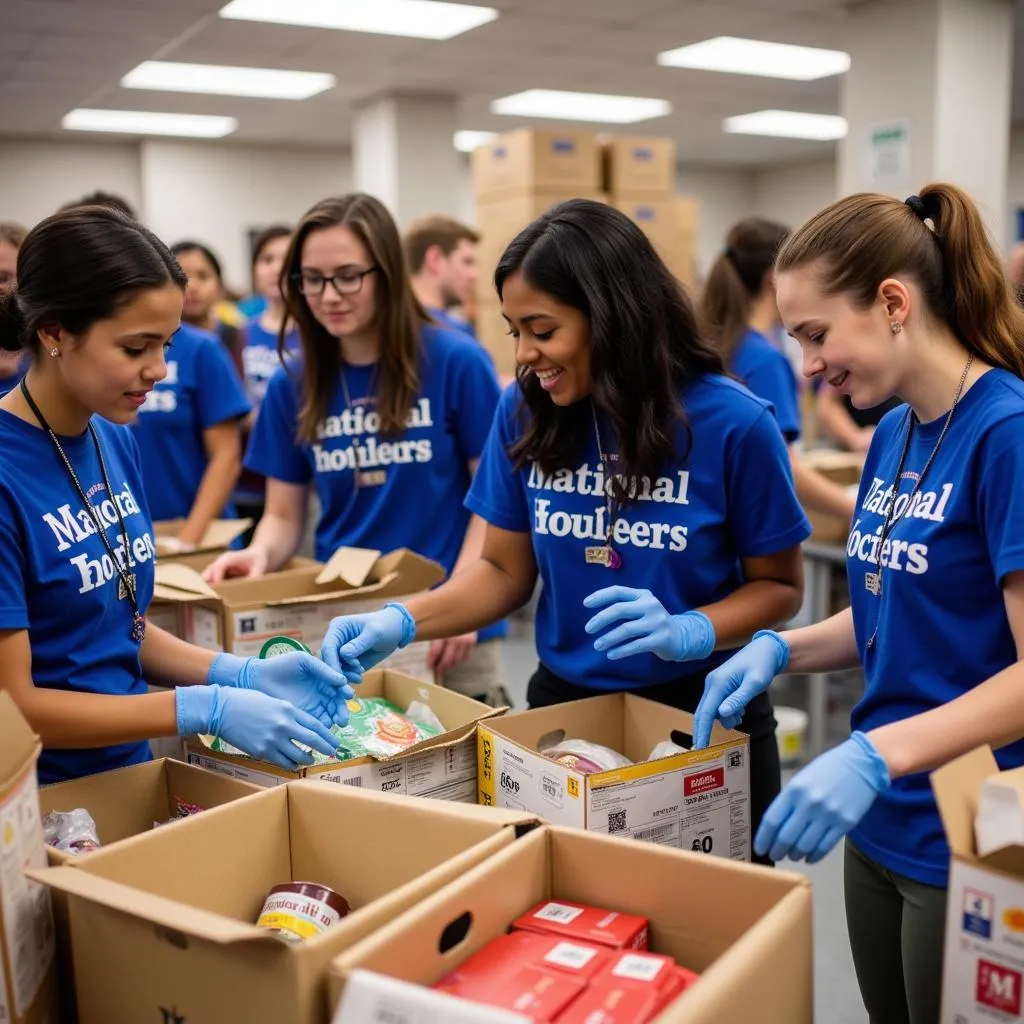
[775,706,809,765]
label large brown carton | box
[611,196,697,288]
[150,545,444,678]
[187,668,503,798]
[802,449,864,544]
[601,135,677,197]
[329,825,813,1023]
[0,693,59,1023]
[478,695,750,859]
[29,782,539,1024]
[473,129,600,200]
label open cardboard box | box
[933,747,1024,1021]
[29,781,539,1024]
[152,517,252,557]
[0,692,59,1023]
[149,545,444,678]
[478,694,750,859]
[187,668,504,795]
[329,825,813,1024]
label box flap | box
[316,547,383,588]
[931,746,999,857]
[153,518,252,554]
[0,690,41,791]
[27,865,285,948]
[151,563,220,600]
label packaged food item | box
[647,739,689,761]
[256,881,349,942]
[43,808,101,854]
[405,700,446,734]
[154,796,207,829]
[539,739,633,775]
[513,901,649,951]
[259,635,312,658]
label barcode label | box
[544,942,599,970]
[534,902,583,925]
[613,954,665,983]
[371,1006,411,1023]
[343,777,363,787]
[631,823,677,846]
[608,809,627,833]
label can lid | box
[259,636,312,659]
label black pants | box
[526,663,781,866]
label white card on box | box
[975,776,1024,859]
[333,969,531,1024]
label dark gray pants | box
[844,840,948,1024]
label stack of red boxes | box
[432,900,700,1023]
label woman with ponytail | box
[701,218,858,521]
[692,183,1024,1022]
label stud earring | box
[49,347,59,357]
[890,321,903,335]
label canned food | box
[259,636,312,659]
[256,881,349,942]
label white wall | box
[750,158,837,232]
[676,166,755,281]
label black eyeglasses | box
[292,266,379,297]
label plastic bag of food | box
[540,739,633,775]
[43,808,101,854]
[647,740,690,761]
[405,701,446,734]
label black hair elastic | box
[904,195,928,221]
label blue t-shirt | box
[848,369,1024,886]
[428,307,476,339]
[248,324,506,640]
[731,328,801,443]
[131,322,250,521]
[242,319,300,410]
[0,411,157,783]
[467,376,811,689]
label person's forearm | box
[870,660,1024,778]
[451,515,486,576]
[816,390,862,449]
[792,455,857,519]
[779,606,861,674]
[178,449,242,546]
[141,622,218,687]
[406,558,535,640]
[249,510,303,571]
[698,580,802,650]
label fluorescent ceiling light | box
[62,109,238,138]
[491,90,671,124]
[454,130,497,152]
[219,0,498,40]
[658,36,850,81]
[723,109,847,140]
[121,61,335,100]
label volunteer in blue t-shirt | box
[0,206,357,784]
[701,217,857,522]
[130,319,249,546]
[203,195,507,705]
[0,222,26,395]
[691,185,1024,1023]
[320,200,811,862]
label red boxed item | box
[602,951,681,1002]
[513,900,649,951]
[554,984,662,1024]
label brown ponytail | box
[700,218,790,362]
[776,183,1024,378]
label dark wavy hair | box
[495,199,725,505]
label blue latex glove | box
[583,587,716,663]
[176,684,339,771]
[320,603,415,678]
[754,731,891,864]
[691,631,790,750]
[208,652,356,730]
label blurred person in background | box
[405,216,480,337]
[171,240,244,368]
[0,222,27,393]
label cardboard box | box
[0,692,59,1024]
[187,668,503,797]
[152,517,251,557]
[473,129,600,200]
[933,747,1024,1022]
[150,545,444,679]
[476,298,517,380]
[611,198,696,289]
[601,136,677,198]
[801,449,865,545]
[329,825,814,1024]
[477,695,750,860]
[29,781,539,1024]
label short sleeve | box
[0,490,29,631]
[244,367,312,485]
[725,409,811,557]
[743,354,801,443]
[977,415,1024,584]
[447,340,502,463]
[465,387,531,533]
[196,338,250,429]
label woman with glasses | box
[203,194,502,694]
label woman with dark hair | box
[0,206,351,783]
[702,217,857,521]
[171,240,243,364]
[0,221,28,393]
[203,194,505,703]
[693,184,1024,1021]
[320,199,811,858]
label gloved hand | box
[176,685,339,771]
[583,587,715,663]
[754,731,891,864]
[208,652,357,729]
[691,631,790,749]
[320,603,415,678]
